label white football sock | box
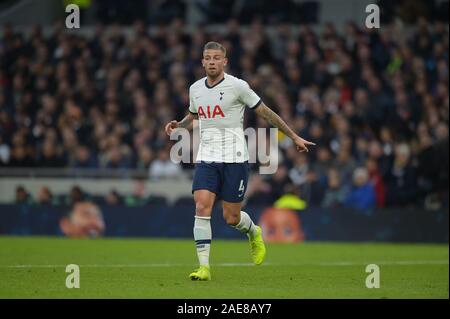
[193,215,211,266]
[233,211,258,238]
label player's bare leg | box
[222,201,266,265]
[189,189,215,281]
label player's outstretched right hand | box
[294,136,316,153]
[165,120,179,136]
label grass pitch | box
[0,236,448,298]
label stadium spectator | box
[365,158,386,208]
[104,189,124,206]
[313,147,333,179]
[136,145,154,170]
[68,185,86,206]
[333,147,357,186]
[246,174,273,205]
[73,145,98,168]
[37,139,66,167]
[0,136,10,166]
[15,186,32,204]
[267,164,292,202]
[344,167,376,210]
[149,148,182,179]
[8,144,34,168]
[37,186,54,205]
[322,168,349,208]
[105,145,132,169]
[385,143,418,206]
[288,153,310,186]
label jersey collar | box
[205,74,226,89]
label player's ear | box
[223,57,228,66]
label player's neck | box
[206,72,225,87]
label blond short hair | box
[203,41,226,57]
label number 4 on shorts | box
[238,179,245,196]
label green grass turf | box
[0,236,448,299]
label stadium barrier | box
[0,203,447,243]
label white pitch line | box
[0,260,447,268]
[315,260,449,266]
[3,264,190,268]
[1,263,259,268]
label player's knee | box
[223,211,240,226]
[195,202,212,217]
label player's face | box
[202,49,227,78]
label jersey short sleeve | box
[189,86,197,114]
[235,79,261,109]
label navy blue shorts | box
[192,161,250,203]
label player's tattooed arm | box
[178,113,197,129]
[165,113,197,135]
[255,102,316,152]
[255,103,297,139]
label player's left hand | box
[294,137,316,153]
[165,120,179,136]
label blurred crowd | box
[14,184,167,207]
[0,17,448,210]
[87,0,319,25]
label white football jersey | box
[189,73,261,163]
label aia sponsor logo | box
[198,105,225,119]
